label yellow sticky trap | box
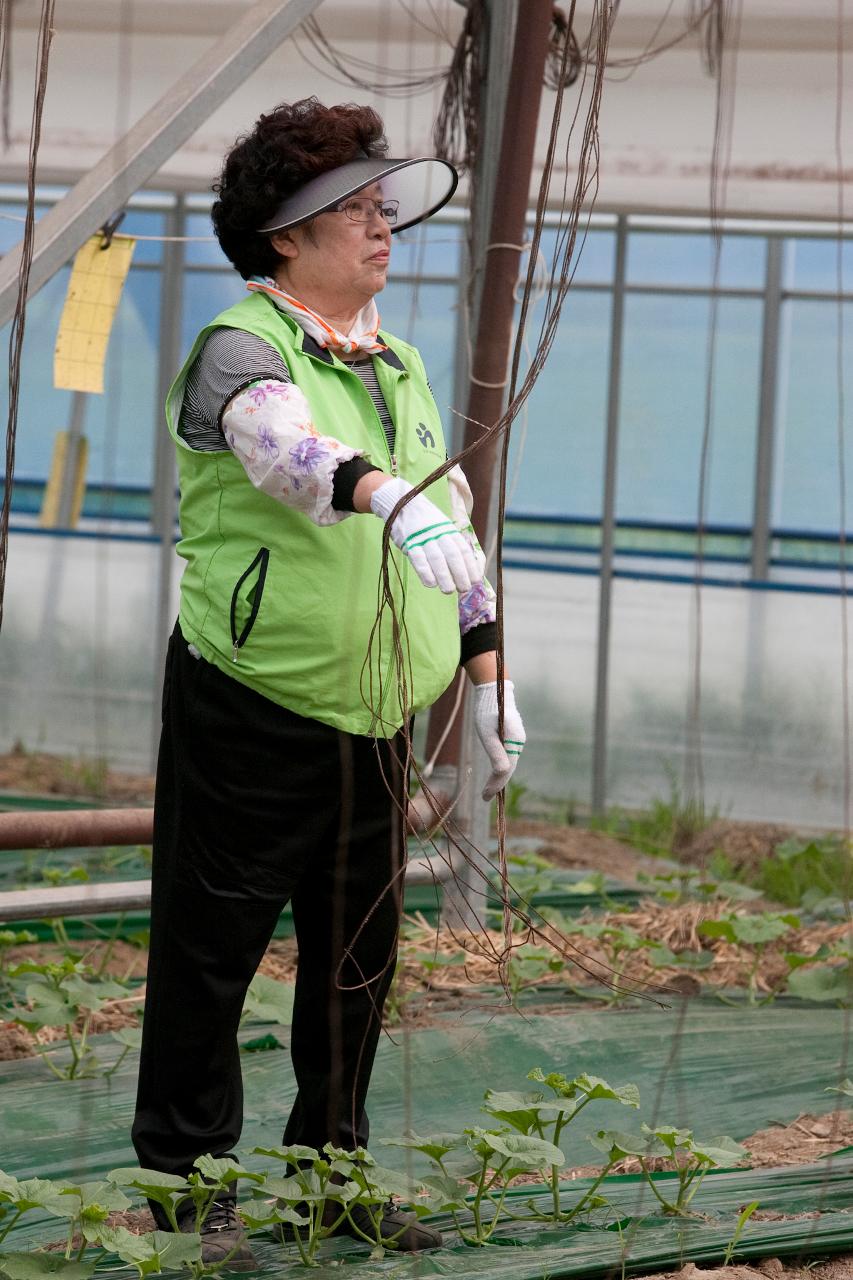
[40,430,89,528]
[54,235,135,394]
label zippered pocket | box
[229,547,270,663]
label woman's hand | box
[369,476,485,593]
[471,680,526,801]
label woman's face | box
[270,181,392,313]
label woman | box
[131,98,525,1264]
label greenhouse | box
[0,3,851,1279]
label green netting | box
[1,1004,851,1273]
[1,1003,847,1173]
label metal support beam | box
[750,237,784,579]
[0,0,321,326]
[591,214,628,815]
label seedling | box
[247,1142,418,1263]
[590,1125,747,1215]
[7,957,135,1079]
[698,911,800,1004]
[384,1126,564,1244]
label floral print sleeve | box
[221,380,365,526]
[448,463,497,635]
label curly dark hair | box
[211,97,388,280]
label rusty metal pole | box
[0,808,154,850]
[424,0,554,773]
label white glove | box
[472,680,526,801]
[370,476,485,594]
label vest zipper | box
[229,546,270,664]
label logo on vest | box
[416,423,436,449]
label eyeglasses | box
[333,197,400,225]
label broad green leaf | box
[0,1175,18,1202]
[690,1136,748,1167]
[252,1143,319,1164]
[642,1124,693,1154]
[254,1174,303,1203]
[646,944,677,967]
[107,1168,187,1194]
[241,975,295,1025]
[149,1231,203,1270]
[826,1077,853,1097]
[420,1173,470,1211]
[731,914,799,945]
[589,1129,667,1161]
[111,1027,142,1050]
[63,976,131,1013]
[95,1223,196,1272]
[322,1142,373,1166]
[411,951,466,971]
[379,1131,465,1162]
[697,920,736,945]
[788,964,853,1003]
[0,1256,94,1280]
[573,1075,640,1108]
[482,1090,545,1133]
[241,1204,307,1229]
[1,1178,74,1217]
[715,881,762,902]
[191,1155,262,1185]
[357,1164,419,1203]
[18,984,74,1029]
[61,1182,131,1214]
[484,1133,564,1170]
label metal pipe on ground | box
[0,807,154,851]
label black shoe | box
[276,1198,442,1253]
[179,1198,256,1270]
[336,1201,443,1252]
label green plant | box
[698,911,800,1004]
[384,1067,640,1242]
[108,1157,262,1275]
[0,932,37,1004]
[384,1126,564,1245]
[245,1143,418,1264]
[511,1068,640,1221]
[240,974,294,1026]
[589,771,712,858]
[756,836,851,908]
[505,945,565,1004]
[638,868,761,907]
[590,1125,747,1215]
[6,957,135,1080]
[723,1199,759,1265]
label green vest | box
[165,291,460,737]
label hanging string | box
[355,0,677,1011]
[684,0,743,813]
[0,0,56,634]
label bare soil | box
[0,746,155,805]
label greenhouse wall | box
[2,189,852,827]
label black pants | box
[131,625,406,1193]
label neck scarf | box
[247,276,387,356]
